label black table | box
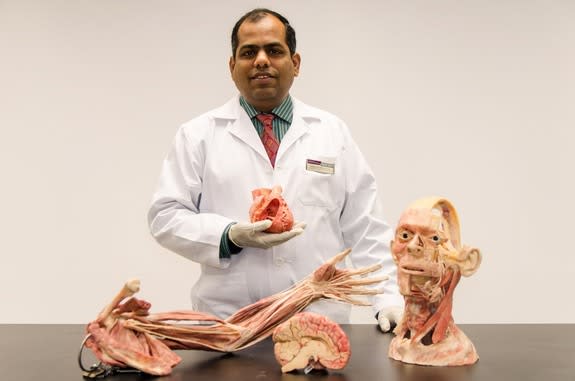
[1,324,573,381]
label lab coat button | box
[275,257,284,266]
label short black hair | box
[231,8,297,57]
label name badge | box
[306,158,335,175]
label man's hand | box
[229,220,306,249]
[377,306,403,333]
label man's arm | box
[148,125,233,268]
[337,123,404,330]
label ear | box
[229,56,235,76]
[458,246,482,276]
[390,240,400,264]
[292,53,301,77]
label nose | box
[407,235,424,256]
[254,50,270,68]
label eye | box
[267,47,283,56]
[429,235,445,245]
[240,49,256,58]
[398,230,412,242]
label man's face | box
[229,15,301,112]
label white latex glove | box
[229,220,306,249]
[377,306,403,333]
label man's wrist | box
[219,222,242,259]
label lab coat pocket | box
[297,170,339,210]
[192,272,251,317]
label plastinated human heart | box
[249,185,294,233]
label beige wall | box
[1,0,573,323]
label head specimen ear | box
[405,196,481,276]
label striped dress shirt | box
[239,95,293,142]
[219,95,294,260]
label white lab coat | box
[148,95,402,323]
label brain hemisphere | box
[272,312,350,373]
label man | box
[148,8,402,331]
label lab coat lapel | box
[217,96,313,167]
[276,98,311,164]
[221,98,269,163]
[277,115,309,162]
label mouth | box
[399,261,442,278]
[251,72,274,80]
[400,264,429,276]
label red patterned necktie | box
[256,113,279,167]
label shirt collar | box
[239,95,293,124]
